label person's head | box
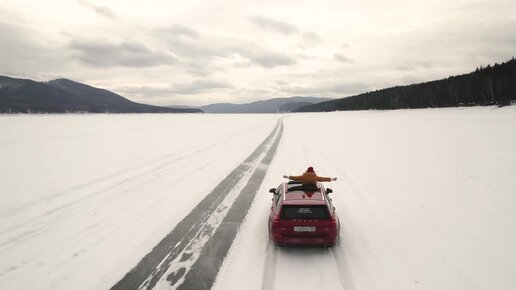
[306,166,314,173]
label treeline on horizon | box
[296,58,516,112]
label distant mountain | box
[0,76,203,114]
[167,105,194,109]
[277,101,313,112]
[197,103,240,113]
[198,96,333,113]
[296,58,516,112]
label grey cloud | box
[156,25,199,39]
[246,51,296,68]
[0,21,69,78]
[231,45,296,68]
[69,39,176,67]
[154,26,219,60]
[185,61,220,76]
[154,26,297,69]
[471,20,516,55]
[283,82,372,96]
[334,54,353,63]
[393,61,433,71]
[393,65,413,72]
[77,0,115,19]
[229,87,276,104]
[0,22,38,56]
[167,37,219,59]
[116,86,176,97]
[173,79,233,94]
[453,0,516,21]
[116,79,233,97]
[248,15,299,35]
[155,27,225,75]
[384,18,516,75]
[302,31,322,43]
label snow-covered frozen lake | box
[1,107,515,290]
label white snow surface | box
[1,107,516,290]
[0,114,279,290]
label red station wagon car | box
[268,181,340,246]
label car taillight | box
[273,215,279,225]
[329,216,337,225]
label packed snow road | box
[1,106,516,290]
[111,119,283,290]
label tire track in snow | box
[110,119,283,290]
[261,242,278,290]
[331,242,356,290]
[172,120,283,290]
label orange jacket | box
[288,172,332,184]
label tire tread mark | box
[261,242,278,290]
[176,120,283,290]
[110,120,282,290]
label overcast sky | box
[1,0,515,106]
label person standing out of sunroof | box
[283,166,337,185]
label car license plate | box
[294,226,316,232]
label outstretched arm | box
[283,175,303,181]
[315,176,337,182]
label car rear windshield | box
[280,205,330,220]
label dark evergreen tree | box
[296,58,516,112]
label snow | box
[0,114,279,290]
[1,106,516,290]
[152,127,280,290]
[213,106,516,290]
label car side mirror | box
[326,188,333,194]
[269,188,276,194]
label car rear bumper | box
[271,234,338,246]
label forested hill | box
[296,58,516,112]
[0,77,203,114]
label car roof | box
[282,182,327,205]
